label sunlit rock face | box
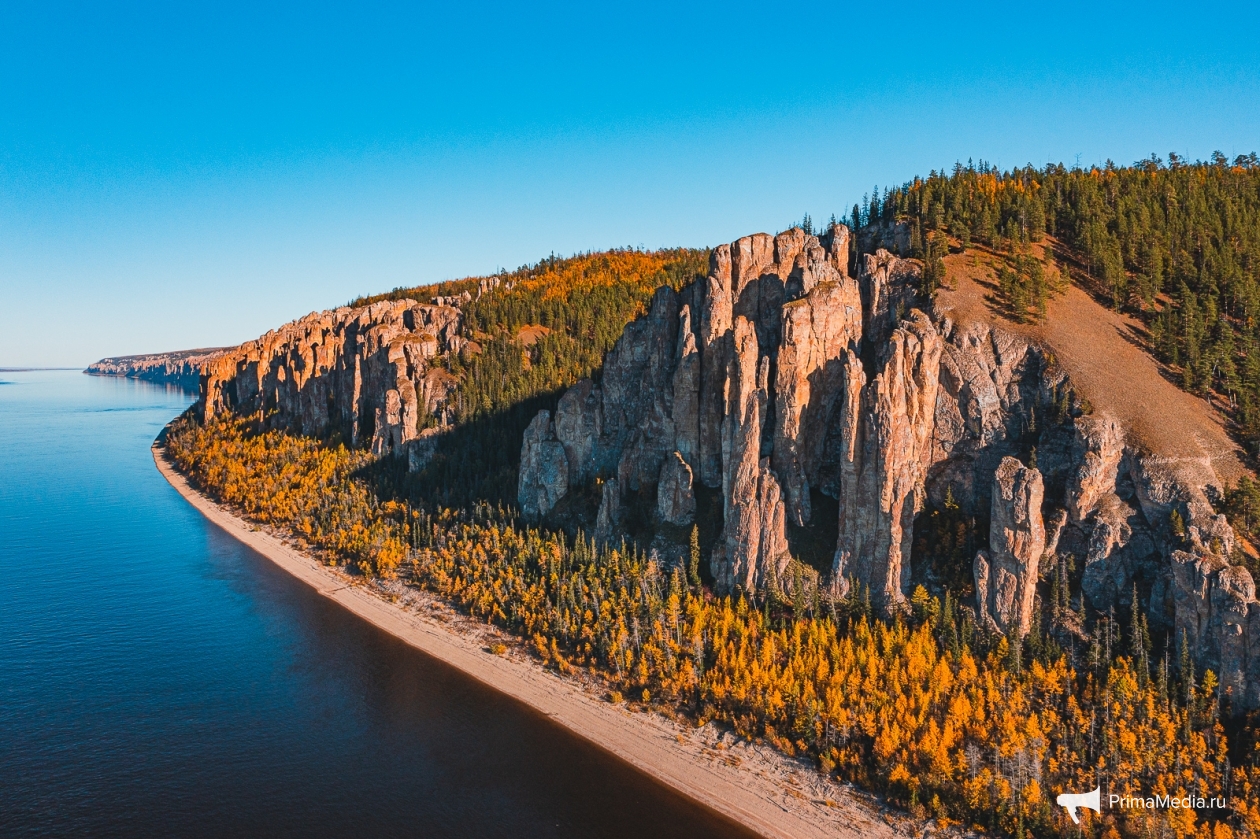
[974,457,1045,637]
[200,300,464,459]
[193,219,1258,709]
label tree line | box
[865,154,1260,447]
[168,415,1259,838]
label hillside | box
[935,240,1247,488]
[160,155,1260,839]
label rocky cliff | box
[519,223,1260,709]
[177,219,1258,710]
[198,299,465,461]
[87,347,230,391]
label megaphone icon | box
[1056,787,1101,824]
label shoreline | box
[152,440,909,839]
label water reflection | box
[0,370,755,839]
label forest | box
[862,155,1260,443]
[165,154,1260,837]
[168,414,1257,838]
[357,248,709,509]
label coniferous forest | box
[864,154,1260,439]
[168,154,1260,838]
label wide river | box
[0,370,754,838]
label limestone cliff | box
[179,217,1259,709]
[87,347,230,391]
[198,300,463,458]
[1173,549,1260,708]
[519,223,1260,708]
[974,457,1045,637]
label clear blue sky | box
[3,1,1259,367]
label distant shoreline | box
[151,435,904,839]
[0,367,82,372]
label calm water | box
[0,370,752,838]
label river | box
[0,369,754,838]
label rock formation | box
[518,411,568,520]
[88,347,230,391]
[712,318,790,592]
[772,262,863,525]
[657,451,696,526]
[515,222,1260,707]
[833,311,943,607]
[179,215,1260,709]
[1066,415,1125,521]
[198,299,463,460]
[1172,549,1260,708]
[593,479,622,547]
[518,224,939,606]
[974,457,1045,637]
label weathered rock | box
[406,428,442,473]
[1067,415,1124,522]
[698,244,734,488]
[88,346,230,391]
[193,218,1260,711]
[829,351,866,595]
[554,378,602,485]
[518,411,569,520]
[1172,549,1260,709]
[593,479,622,547]
[818,221,851,274]
[859,249,920,347]
[772,262,863,525]
[672,305,701,471]
[975,457,1045,637]
[711,317,790,593]
[928,321,1047,513]
[1044,507,1068,557]
[1080,494,1136,610]
[200,300,463,446]
[698,228,851,491]
[657,451,696,526]
[600,286,681,491]
[834,311,942,608]
[973,550,992,627]
[371,387,405,456]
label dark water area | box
[0,370,754,838]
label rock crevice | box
[517,223,1259,706]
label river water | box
[0,370,753,838]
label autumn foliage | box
[168,416,1259,838]
[163,159,1260,836]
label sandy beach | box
[152,440,913,839]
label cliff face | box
[519,223,1260,708]
[198,300,464,458]
[974,457,1045,637]
[87,348,230,391]
[180,219,1258,709]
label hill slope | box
[936,241,1247,488]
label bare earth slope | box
[153,441,910,839]
[936,247,1247,490]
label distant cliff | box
[87,348,230,391]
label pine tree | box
[688,525,701,590]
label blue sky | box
[3,2,1259,367]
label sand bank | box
[153,441,909,839]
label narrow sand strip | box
[153,441,906,839]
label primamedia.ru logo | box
[1109,793,1227,811]
[1056,786,1226,823]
